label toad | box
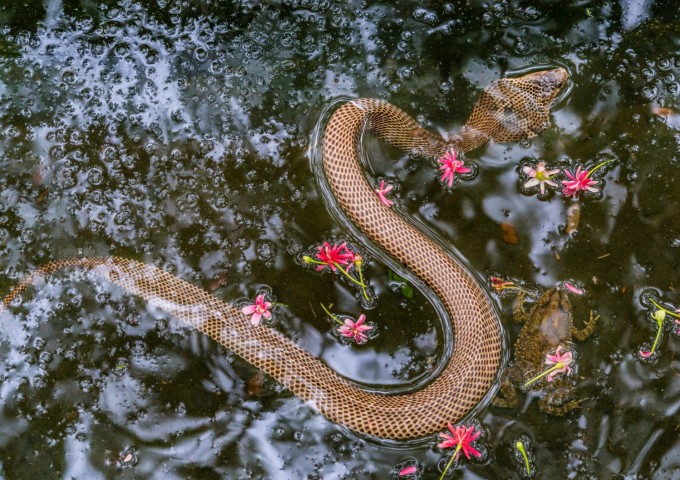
[494,288,599,415]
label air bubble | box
[256,240,277,261]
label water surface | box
[0,1,679,478]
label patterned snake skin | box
[1,68,567,439]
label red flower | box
[438,148,471,188]
[561,165,600,198]
[314,242,354,272]
[437,423,482,460]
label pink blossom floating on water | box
[337,314,373,344]
[561,165,600,198]
[438,148,471,188]
[374,180,394,207]
[438,423,482,460]
[241,294,272,326]
[523,161,560,195]
[437,422,484,478]
[313,241,354,272]
[564,282,584,295]
[398,465,417,476]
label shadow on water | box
[0,0,679,478]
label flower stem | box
[649,298,680,318]
[523,362,563,388]
[515,441,531,475]
[584,159,613,179]
[320,303,343,325]
[439,444,461,480]
[334,263,370,301]
[648,319,664,355]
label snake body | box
[1,68,567,439]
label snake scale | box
[1,68,567,439]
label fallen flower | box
[313,241,354,272]
[524,346,574,387]
[394,458,421,479]
[375,180,394,207]
[337,314,373,344]
[515,440,531,476]
[490,276,517,292]
[523,161,560,195]
[242,294,272,326]
[545,346,573,381]
[438,423,482,479]
[561,165,600,198]
[489,276,529,295]
[438,148,471,188]
[639,309,666,358]
[398,465,417,476]
[564,283,584,295]
[304,242,370,301]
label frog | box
[493,287,599,415]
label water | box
[0,0,679,478]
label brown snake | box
[1,68,567,439]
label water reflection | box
[0,0,679,478]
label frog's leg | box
[512,292,531,324]
[493,366,520,408]
[538,380,582,416]
[571,310,600,341]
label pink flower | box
[438,148,471,187]
[561,165,600,198]
[564,283,584,295]
[523,161,560,195]
[374,180,394,207]
[438,423,482,460]
[676,318,680,335]
[314,242,354,272]
[337,314,373,344]
[241,294,272,326]
[639,350,654,358]
[398,465,417,476]
[545,346,573,381]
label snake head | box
[520,67,569,107]
[458,67,570,152]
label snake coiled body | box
[1,69,567,439]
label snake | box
[0,68,567,440]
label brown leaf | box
[32,166,44,186]
[566,203,580,234]
[207,272,229,292]
[652,106,674,117]
[500,220,518,245]
[247,370,266,397]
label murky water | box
[1,0,679,478]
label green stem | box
[584,159,613,179]
[648,320,664,355]
[649,298,680,318]
[334,263,370,301]
[515,441,531,475]
[320,303,343,325]
[503,285,531,294]
[523,362,564,388]
[303,256,327,266]
[439,444,461,480]
[356,263,366,292]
